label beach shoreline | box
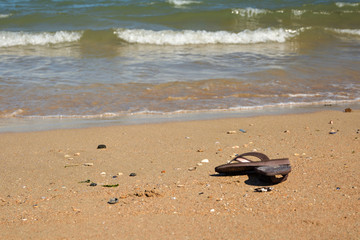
[1,103,359,133]
[1,110,359,239]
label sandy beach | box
[0,110,359,239]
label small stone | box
[210,209,215,213]
[329,129,337,134]
[161,170,166,173]
[83,163,94,166]
[344,108,352,113]
[118,172,123,176]
[197,149,204,152]
[100,172,106,175]
[227,131,236,134]
[201,159,209,163]
[254,187,273,192]
[97,144,106,149]
[64,154,71,158]
[188,167,197,171]
[74,153,80,156]
[196,163,203,166]
[112,175,118,178]
[284,130,290,133]
[232,146,240,149]
[108,198,119,204]
[329,120,333,124]
[129,173,137,177]
[67,157,74,161]
[239,129,247,133]
[90,183,97,187]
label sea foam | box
[168,0,199,7]
[231,8,267,17]
[335,2,359,8]
[0,13,12,18]
[114,28,298,45]
[0,31,82,47]
[328,28,360,36]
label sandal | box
[215,152,291,183]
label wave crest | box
[0,31,82,47]
[113,28,298,45]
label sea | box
[0,0,359,132]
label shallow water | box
[0,0,359,131]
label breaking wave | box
[0,31,82,47]
[113,28,299,45]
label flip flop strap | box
[237,152,270,162]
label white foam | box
[4,109,24,118]
[0,13,12,18]
[168,0,199,7]
[0,31,82,47]
[231,8,267,17]
[326,28,360,37]
[336,2,359,8]
[114,28,298,45]
[292,9,306,17]
[330,28,360,36]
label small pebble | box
[196,163,203,166]
[201,159,209,163]
[254,187,273,192]
[284,130,290,133]
[83,163,94,166]
[329,120,333,124]
[100,172,106,175]
[344,108,352,113]
[188,167,197,171]
[227,131,236,134]
[118,172,123,176]
[129,173,137,177]
[210,209,215,213]
[112,175,117,178]
[329,130,337,134]
[239,129,247,133]
[64,154,71,158]
[97,144,106,149]
[108,198,119,204]
[74,153,80,156]
[90,183,97,187]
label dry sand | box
[0,110,359,239]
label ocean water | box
[0,0,359,132]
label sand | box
[0,110,359,239]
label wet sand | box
[0,110,359,239]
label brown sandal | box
[215,152,291,184]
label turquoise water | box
[0,0,359,131]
